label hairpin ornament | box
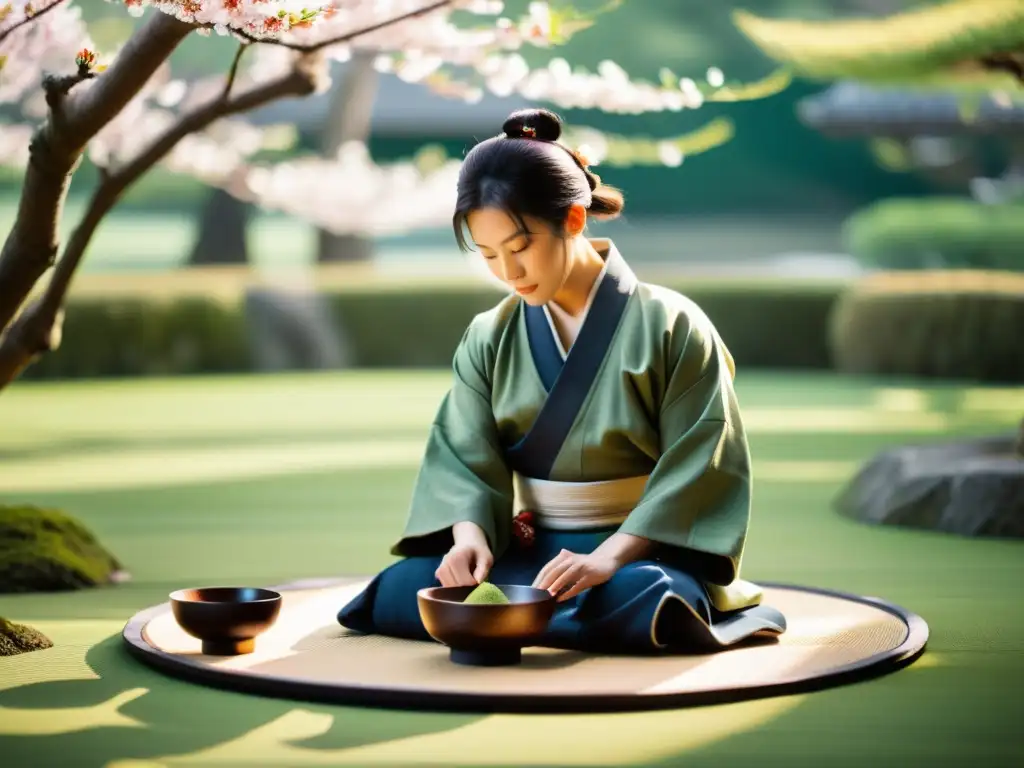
[574,144,596,169]
[520,124,537,138]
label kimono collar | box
[512,237,639,476]
[550,238,636,314]
[590,238,637,297]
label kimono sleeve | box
[617,305,752,586]
[390,316,514,558]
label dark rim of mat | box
[121,577,929,715]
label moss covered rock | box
[0,504,125,593]
[0,616,53,656]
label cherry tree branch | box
[979,51,1024,84]
[0,0,69,46]
[53,52,324,299]
[0,0,511,389]
[223,42,246,97]
[0,50,326,389]
[222,42,248,99]
[43,67,99,134]
[0,11,194,337]
[227,0,454,51]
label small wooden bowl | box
[170,587,282,656]
[417,585,556,666]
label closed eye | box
[480,241,530,259]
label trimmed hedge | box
[829,270,1024,383]
[842,197,1024,271]
[22,273,845,380]
[26,297,251,380]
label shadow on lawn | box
[644,658,1023,768]
[0,634,481,768]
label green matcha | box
[463,582,511,605]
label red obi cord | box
[512,510,536,547]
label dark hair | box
[452,108,624,251]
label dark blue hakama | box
[338,527,786,653]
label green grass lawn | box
[0,371,1021,767]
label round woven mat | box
[123,577,927,713]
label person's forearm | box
[593,531,653,566]
[453,520,488,547]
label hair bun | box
[502,108,562,141]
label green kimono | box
[338,241,785,652]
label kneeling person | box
[338,108,786,653]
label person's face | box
[466,207,581,306]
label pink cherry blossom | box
[1,0,729,239]
[0,0,768,388]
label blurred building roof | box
[798,81,1024,137]
[249,63,529,137]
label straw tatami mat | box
[123,577,928,713]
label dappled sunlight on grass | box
[0,372,1020,766]
[0,683,148,737]
[871,388,934,412]
[0,448,921,495]
[0,372,1019,494]
[0,447,862,494]
[1,374,444,452]
[755,460,857,483]
[873,386,1024,415]
[743,407,953,433]
[0,439,430,493]
[0,619,804,767]
[0,620,123,699]
[0,624,484,766]
[3,374,1022,458]
[160,696,804,766]
[959,388,1024,413]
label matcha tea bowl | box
[170,586,282,656]
[417,583,557,666]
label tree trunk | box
[0,31,324,391]
[317,51,379,264]
[318,229,375,263]
[187,187,253,265]
[0,14,194,337]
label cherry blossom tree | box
[0,0,790,390]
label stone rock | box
[834,433,1024,538]
[0,616,53,656]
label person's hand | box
[436,522,493,587]
[436,541,493,587]
[532,549,620,602]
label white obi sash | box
[512,473,648,530]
